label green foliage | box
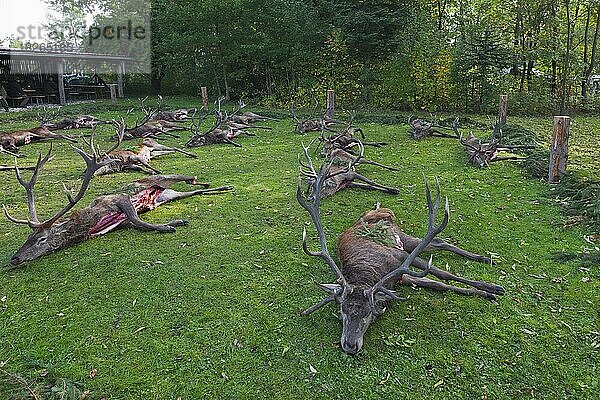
[496,123,539,147]
[522,149,550,180]
[552,172,600,230]
[354,219,396,247]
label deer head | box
[297,147,448,354]
[4,123,123,265]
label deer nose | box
[341,340,360,355]
[10,255,22,265]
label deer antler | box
[365,177,449,315]
[297,143,352,314]
[3,145,55,226]
[4,124,119,229]
[37,105,61,126]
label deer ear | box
[318,283,342,294]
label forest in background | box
[24,0,600,114]
[145,0,600,115]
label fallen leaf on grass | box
[133,326,146,334]
[309,364,317,379]
[378,372,391,385]
[88,369,97,379]
[521,328,537,336]
[434,379,444,389]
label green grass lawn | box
[0,98,598,399]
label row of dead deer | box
[3,120,233,266]
[296,113,505,354]
[1,98,282,267]
[409,116,536,167]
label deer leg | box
[363,141,388,147]
[491,156,525,162]
[350,173,400,194]
[149,150,176,158]
[409,256,505,295]
[116,198,183,233]
[430,130,458,139]
[121,164,155,175]
[138,160,162,174]
[413,237,492,263]
[155,186,233,203]
[497,144,536,150]
[224,138,242,147]
[358,158,399,171]
[400,275,499,300]
[158,131,181,138]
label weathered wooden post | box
[56,59,66,105]
[201,86,209,110]
[499,95,508,124]
[326,89,335,118]
[548,116,571,183]
[116,61,125,98]
[108,84,117,105]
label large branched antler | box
[297,142,352,315]
[37,105,62,126]
[364,177,449,315]
[4,124,120,229]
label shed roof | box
[0,48,134,62]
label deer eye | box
[36,237,47,246]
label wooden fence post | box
[116,61,125,98]
[326,89,335,118]
[108,84,117,105]
[57,59,66,105]
[548,116,571,183]
[499,95,508,124]
[201,86,209,110]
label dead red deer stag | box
[297,162,505,354]
[319,112,388,156]
[299,140,399,199]
[37,106,109,131]
[229,111,279,125]
[3,138,233,266]
[110,98,188,141]
[0,125,78,154]
[451,118,535,168]
[407,116,459,140]
[44,116,110,131]
[96,136,198,176]
[186,99,248,147]
[152,108,197,122]
[291,99,342,134]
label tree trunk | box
[582,1,600,101]
[151,77,162,95]
[560,0,573,114]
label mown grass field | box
[0,98,598,399]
